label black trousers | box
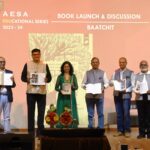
[27,94,46,134]
[136,94,150,136]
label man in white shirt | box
[133,60,150,139]
[0,57,16,133]
[82,57,109,128]
[111,57,134,137]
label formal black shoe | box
[28,131,35,137]
[137,135,145,139]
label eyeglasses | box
[32,53,40,56]
[92,61,99,64]
[0,61,5,63]
[140,64,148,66]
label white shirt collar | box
[139,70,150,75]
[119,68,127,72]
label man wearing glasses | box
[0,57,16,133]
[111,57,134,137]
[21,48,52,137]
[82,57,109,129]
[133,60,150,139]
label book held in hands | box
[113,79,126,91]
[135,81,148,94]
[30,73,46,85]
[61,83,71,95]
[86,83,102,94]
[0,72,13,86]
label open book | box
[86,83,102,94]
[113,79,126,91]
[135,81,148,94]
[0,72,13,86]
[30,73,46,85]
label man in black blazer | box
[0,56,16,133]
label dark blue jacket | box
[0,69,16,102]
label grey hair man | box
[0,56,16,133]
[133,60,150,139]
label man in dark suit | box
[0,56,16,133]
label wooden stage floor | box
[35,128,150,150]
[1,128,149,150]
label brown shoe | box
[137,135,145,139]
[113,131,124,137]
[124,132,130,138]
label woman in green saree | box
[55,61,79,128]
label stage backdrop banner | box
[0,0,150,128]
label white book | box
[86,83,102,94]
[30,73,46,85]
[0,71,3,85]
[135,81,148,94]
[0,72,13,86]
[61,83,71,95]
[113,79,126,91]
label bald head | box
[139,60,148,73]
[0,57,6,70]
[91,57,100,70]
[119,57,127,70]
